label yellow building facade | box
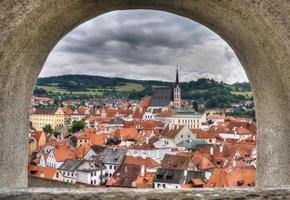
[30,107,65,131]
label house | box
[28,165,63,182]
[135,171,155,188]
[127,145,173,164]
[58,159,83,184]
[154,124,197,149]
[192,128,217,144]
[30,107,65,131]
[84,145,106,160]
[96,147,127,180]
[32,131,47,148]
[161,154,194,171]
[103,117,125,132]
[76,159,106,185]
[206,166,256,187]
[153,168,206,189]
[156,111,206,129]
[114,128,141,146]
[207,114,225,125]
[107,164,141,187]
[123,156,160,169]
[46,147,76,168]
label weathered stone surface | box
[1,187,290,200]
[1,0,290,188]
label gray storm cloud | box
[40,10,248,84]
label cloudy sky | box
[40,10,248,84]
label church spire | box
[175,66,179,86]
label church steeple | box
[173,66,181,109]
[175,66,179,86]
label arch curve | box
[1,0,290,187]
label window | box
[91,172,94,176]
[181,135,183,138]
[91,180,93,184]
[94,180,96,184]
[94,172,96,176]
[163,184,166,188]
[114,166,117,170]
[165,175,172,180]
[56,172,59,178]
[109,165,112,170]
[63,172,65,176]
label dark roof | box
[104,117,125,125]
[185,171,206,183]
[91,145,106,154]
[161,154,190,170]
[97,147,127,165]
[58,159,83,172]
[153,168,185,184]
[33,108,58,115]
[77,160,106,172]
[107,164,141,187]
[153,168,206,184]
[177,139,206,150]
[148,87,173,107]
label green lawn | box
[231,91,253,97]
[115,83,144,92]
[36,83,145,95]
[37,86,103,96]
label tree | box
[68,120,86,133]
[192,101,199,112]
[43,124,53,134]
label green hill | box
[34,74,253,110]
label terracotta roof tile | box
[28,165,57,180]
[124,156,160,168]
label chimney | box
[233,160,236,168]
[210,146,214,156]
[183,170,188,178]
[219,145,224,153]
[40,171,44,178]
[145,137,149,144]
[141,165,145,177]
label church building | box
[148,67,182,111]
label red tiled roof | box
[33,131,45,142]
[140,97,151,108]
[52,148,76,162]
[28,165,57,180]
[124,156,159,168]
[135,172,155,188]
[114,128,140,141]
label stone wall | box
[1,187,290,200]
[28,176,75,188]
[1,0,290,187]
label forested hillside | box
[34,75,253,110]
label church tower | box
[173,67,181,109]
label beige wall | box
[31,108,65,131]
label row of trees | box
[42,120,86,136]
